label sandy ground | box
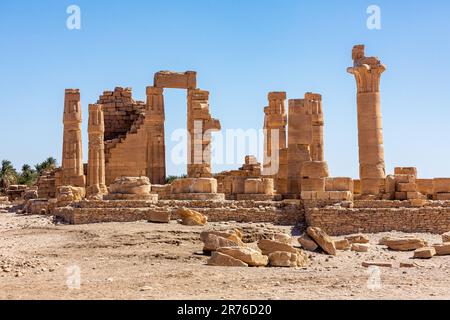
[1,206,450,300]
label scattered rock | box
[177,208,207,226]
[271,233,292,244]
[268,251,308,268]
[351,243,370,252]
[413,247,436,259]
[307,227,336,255]
[202,234,243,253]
[298,234,319,252]
[217,247,268,267]
[334,239,351,251]
[400,262,419,268]
[345,234,369,244]
[362,261,393,268]
[139,286,153,291]
[148,211,171,224]
[382,237,427,251]
[207,252,248,267]
[433,243,450,256]
[257,239,298,256]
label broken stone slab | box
[176,208,207,226]
[202,234,244,253]
[345,234,369,244]
[307,227,336,255]
[413,247,436,259]
[400,261,420,268]
[147,211,171,223]
[298,234,319,252]
[362,261,393,268]
[217,247,268,267]
[351,243,370,252]
[381,237,427,251]
[334,239,351,251]
[207,252,248,267]
[268,251,308,268]
[257,239,298,256]
[271,233,292,244]
[200,230,242,243]
[433,243,450,256]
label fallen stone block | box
[382,237,427,251]
[148,211,171,223]
[268,251,308,268]
[334,239,351,251]
[207,252,248,267]
[298,234,319,252]
[352,243,370,252]
[307,227,336,255]
[362,261,393,268]
[177,207,207,226]
[433,243,450,256]
[413,247,436,259]
[217,247,268,267]
[203,234,243,253]
[257,239,298,256]
[345,234,369,244]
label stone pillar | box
[305,93,324,162]
[187,89,221,178]
[87,104,107,197]
[145,86,166,185]
[287,99,312,195]
[347,45,386,195]
[263,92,287,193]
[62,89,85,187]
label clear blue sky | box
[1,0,449,178]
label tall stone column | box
[145,86,166,185]
[305,93,324,162]
[62,89,85,187]
[263,92,288,192]
[87,104,107,197]
[347,45,386,195]
[187,89,221,178]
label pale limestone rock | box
[202,234,243,253]
[413,247,436,259]
[345,234,369,244]
[298,234,319,252]
[334,239,351,251]
[207,252,248,267]
[268,251,308,268]
[147,211,171,224]
[382,237,427,251]
[257,239,298,256]
[307,227,336,255]
[57,186,85,203]
[352,243,370,252]
[272,233,292,244]
[217,247,268,267]
[177,207,207,226]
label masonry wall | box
[305,205,450,235]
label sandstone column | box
[347,45,386,195]
[87,104,107,197]
[62,89,85,187]
[263,92,287,193]
[187,89,221,178]
[145,86,166,185]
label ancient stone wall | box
[305,202,450,235]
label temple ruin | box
[9,45,448,236]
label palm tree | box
[18,164,37,185]
[0,160,18,192]
[35,157,57,175]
